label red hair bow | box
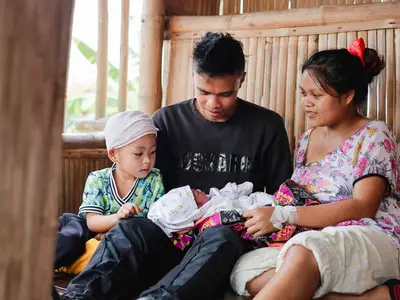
[347,38,365,66]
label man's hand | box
[243,206,278,237]
[116,203,142,220]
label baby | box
[148,182,275,237]
[148,180,320,250]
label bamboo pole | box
[269,37,280,111]
[0,0,74,299]
[254,37,266,106]
[238,38,250,99]
[262,37,273,109]
[395,29,400,137]
[368,30,378,119]
[96,0,108,119]
[139,0,165,115]
[318,34,328,50]
[168,2,400,33]
[285,36,298,152]
[386,29,394,129]
[358,31,368,116]
[118,0,130,112]
[377,29,386,122]
[295,36,308,143]
[327,33,337,49]
[246,38,258,102]
[277,37,289,117]
[171,19,400,40]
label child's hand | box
[116,203,142,220]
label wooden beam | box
[0,0,74,299]
[118,0,130,112]
[96,0,108,119]
[170,18,400,40]
[139,0,165,115]
[168,2,400,33]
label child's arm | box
[86,203,141,233]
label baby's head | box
[192,189,209,208]
[104,110,157,179]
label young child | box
[56,110,164,274]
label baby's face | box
[192,189,209,208]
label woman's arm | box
[244,176,387,236]
[296,176,387,228]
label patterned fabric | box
[79,164,164,218]
[171,180,321,250]
[292,120,400,249]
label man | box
[62,32,292,300]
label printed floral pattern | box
[292,121,400,248]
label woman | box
[231,38,400,300]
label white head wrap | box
[104,110,157,150]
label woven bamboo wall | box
[163,3,400,153]
[60,134,111,214]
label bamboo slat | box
[162,40,171,107]
[238,38,250,100]
[367,30,378,119]
[0,0,74,298]
[254,38,266,106]
[166,40,188,105]
[318,34,328,50]
[395,29,400,136]
[295,36,308,143]
[185,40,195,99]
[386,29,394,129]
[328,33,338,49]
[358,30,369,116]
[262,37,273,108]
[118,0,130,112]
[285,36,298,152]
[269,37,280,111]
[347,31,357,46]
[337,32,347,48]
[96,0,108,119]
[246,38,258,102]
[377,29,386,122]
[276,37,289,117]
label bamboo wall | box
[61,134,110,214]
[163,2,400,153]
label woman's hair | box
[302,45,386,107]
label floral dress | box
[291,121,400,249]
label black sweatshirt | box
[152,98,293,194]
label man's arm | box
[264,117,293,194]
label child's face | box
[192,189,208,208]
[109,134,157,179]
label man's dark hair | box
[192,32,245,77]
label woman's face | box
[300,70,350,128]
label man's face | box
[193,72,246,122]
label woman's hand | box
[243,206,278,237]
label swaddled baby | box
[148,182,275,237]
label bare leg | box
[319,286,390,300]
[246,269,276,296]
[254,245,320,300]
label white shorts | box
[231,226,400,298]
